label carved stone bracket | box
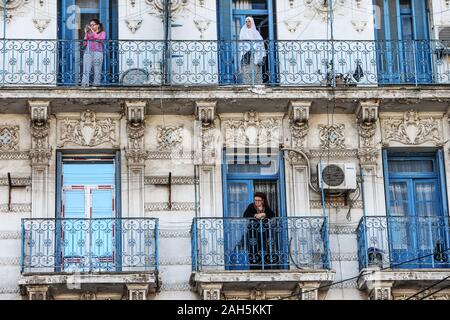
[199,284,222,300]
[196,101,216,126]
[125,101,147,165]
[289,101,311,149]
[195,101,217,165]
[26,285,49,300]
[357,100,379,124]
[29,101,51,165]
[367,281,393,300]
[0,0,30,22]
[296,282,320,300]
[357,101,379,165]
[127,284,149,300]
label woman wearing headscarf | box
[242,192,276,270]
[238,16,266,84]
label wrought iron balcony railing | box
[0,39,449,87]
[357,216,450,271]
[21,218,159,274]
[191,216,330,271]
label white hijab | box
[239,17,266,65]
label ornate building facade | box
[0,0,450,300]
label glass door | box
[61,161,116,271]
[385,153,448,268]
[218,0,276,84]
[58,0,118,85]
[374,0,431,84]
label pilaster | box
[125,101,147,218]
[29,100,51,219]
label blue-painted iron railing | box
[0,39,449,86]
[191,217,330,271]
[20,218,158,274]
[357,216,450,271]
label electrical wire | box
[405,275,450,300]
[277,247,450,300]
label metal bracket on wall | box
[7,172,27,211]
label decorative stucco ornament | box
[145,0,189,17]
[382,110,443,146]
[319,124,345,149]
[59,110,116,147]
[224,111,281,148]
[157,126,183,151]
[304,0,346,20]
[125,19,143,33]
[0,126,19,150]
[193,19,211,39]
[0,0,31,22]
[32,18,51,33]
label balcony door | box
[56,152,122,272]
[374,0,431,84]
[383,151,449,268]
[217,0,277,84]
[222,149,287,270]
[58,0,118,85]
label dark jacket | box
[243,204,275,219]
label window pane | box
[63,163,114,186]
[63,190,85,218]
[92,189,113,218]
[388,160,433,173]
[227,154,278,175]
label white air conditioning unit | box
[317,162,357,191]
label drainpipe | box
[2,0,6,86]
[163,0,171,84]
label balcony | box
[356,216,450,298]
[190,217,335,299]
[18,218,159,300]
[0,39,448,87]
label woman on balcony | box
[239,16,266,85]
[243,192,276,270]
[81,19,106,86]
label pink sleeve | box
[92,31,106,40]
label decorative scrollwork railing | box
[357,216,450,271]
[21,218,159,273]
[191,216,330,271]
[0,39,449,86]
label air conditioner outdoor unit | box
[436,26,450,58]
[317,162,357,191]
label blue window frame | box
[383,150,449,268]
[222,148,287,270]
[55,150,122,271]
[217,0,277,84]
[374,0,431,84]
[58,0,118,85]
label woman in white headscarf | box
[239,16,266,84]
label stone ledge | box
[19,272,160,297]
[357,268,450,290]
[191,270,335,292]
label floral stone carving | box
[157,126,183,151]
[382,110,443,146]
[59,110,117,147]
[0,126,19,150]
[319,124,345,149]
